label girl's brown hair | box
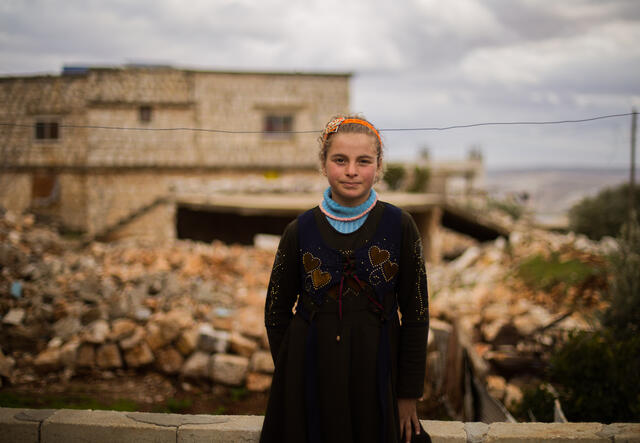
[318,114,384,167]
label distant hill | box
[483,167,633,226]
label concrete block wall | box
[193,72,349,168]
[1,409,639,442]
[1,67,349,169]
[0,75,89,167]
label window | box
[34,120,60,140]
[264,114,293,138]
[139,105,152,123]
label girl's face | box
[322,133,380,207]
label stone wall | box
[1,409,639,442]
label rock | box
[154,347,184,374]
[504,383,523,408]
[210,353,249,386]
[212,311,234,331]
[134,307,152,322]
[124,342,154,368]
[181,351,210,379]
[80,306,104,325]
[234,306,265,340]
[2,308,26,326]
[145,322,171,351]
[0,349,16,377]
[163,308,193,330]
[176,327,199,356]
[76,343,96,368]
[53,316,82,341]
[83,319,110,344]
[107,291,132,320]
[109,318,138,341]
[482,303,510,322]
[120,326,145,350]
[197,324,229,354]
[59,340,80,368]
[48,336,63,349]
[34,348,62,372]
[509,231,524,247]
[250,351,275,374]
[486,375,507,400]
[513,305,553,336]
[254,234,280,251]
[246,372,272,392]
[96,343,123,368]
[229,332,258,357]
[450,246,481,272]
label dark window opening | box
[34,121,60,140]
[264,114,293,138]
[139,106,152,123]
[177,206,295,245]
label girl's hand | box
[398,397,420,443]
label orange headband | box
[322,117,381,145]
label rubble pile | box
[426,226,615,411]
[0,210,276,392]
[0,208,617,412]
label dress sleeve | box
[264,219,301,362]
[396,210,430,398]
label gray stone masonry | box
[2,408,639,442]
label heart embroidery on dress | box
[369,246,390,266]
[382,260,399,281]
[312,268,331,289]
[303,252,321,273]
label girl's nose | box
[346,162,357,176]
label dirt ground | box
[1,371,450,420]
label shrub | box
[548,329,640,423]
[408,166,430,193]
[511,384,556,423]
[568,183,640,241]
[383,164,406,190]
[601,218,640,339]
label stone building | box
[0,65,350,243]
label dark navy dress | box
[261,201,429,443]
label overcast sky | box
[1,0,639,169]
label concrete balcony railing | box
[2,408,639,442]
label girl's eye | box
[334,158,345,164]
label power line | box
[0,112,632,134]
[379,112,633,131]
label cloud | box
[0,0,638,167]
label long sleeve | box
[264,219,301,362]
[396,210,430,398]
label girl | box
[261,115,430,443]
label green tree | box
[568,183,640,241]
[383,164,406,191]
[408,166,430,193]
[601,219,640,339]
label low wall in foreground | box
[1,408,639,442]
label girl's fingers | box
[404,419,412,443]
[413,413,421,435]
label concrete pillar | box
[414,207,443,265]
